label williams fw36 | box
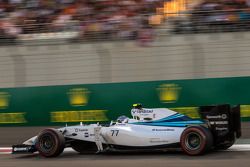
[12,104,241,157]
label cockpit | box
[111,104,179,125]
[116,115,129,123]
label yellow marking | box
[0,92,10,109]
[0,113,26,123]
[51,110,108,122]
[169,107,200,118]
[68,88,89,106]
[240,105,250,117]
[158,84,181,103]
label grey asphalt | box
[0,150,250,167]
[0,123,250,167]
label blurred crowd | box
[0,0,163,43]
[173,0,250,33]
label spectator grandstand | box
[0,0,164,43]
[172,0,250,33]
[1,0,250,43]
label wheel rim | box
[39,134,55,153]
[185,132,202,150]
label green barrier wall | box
[1,76,250,126]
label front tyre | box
[36,128,65,157]
[180,126,213,155]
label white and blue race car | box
[12,104,241,157]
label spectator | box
[174,0,250,33]
[0,0,163,42]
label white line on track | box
[1,145,250,155]
[0,148,11,150]
[0,148,12,154]
[226,144,250,151]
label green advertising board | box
[0,76,250,126]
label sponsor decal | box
[84,132,89,137]
[0,92,10,109]
[150,138,169,143]
[0,113,27,124]
[13,147,28,152]
[65,133,77,137]
[75,128,88,132]
[209,121,228,125]
[157,84,181,103]
[152,128,174,131]
[221,114,227,119]
[68,88,90,106]
[51,110,108,122]
[215,127,228,131]
[115,123,127,126]
[132,109,153,114]
[206,114,228,119]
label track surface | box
[1,149,250,167]
[0,123,249,167]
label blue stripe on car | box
[130,113,204,127]
[131,120,204,127]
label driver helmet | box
[117,115,129,123]
[132,103,142,109]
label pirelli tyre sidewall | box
[36,128,65,157]
[180,126,213,156]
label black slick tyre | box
[180,126,213,155]
[36,128,65,157]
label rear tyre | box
[180,126,213,155]
[36,128,65,157]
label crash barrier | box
[0,76,250,126]
[2,32,250,88]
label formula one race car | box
[12,104,241,157]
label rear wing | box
[199,104,241,140]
